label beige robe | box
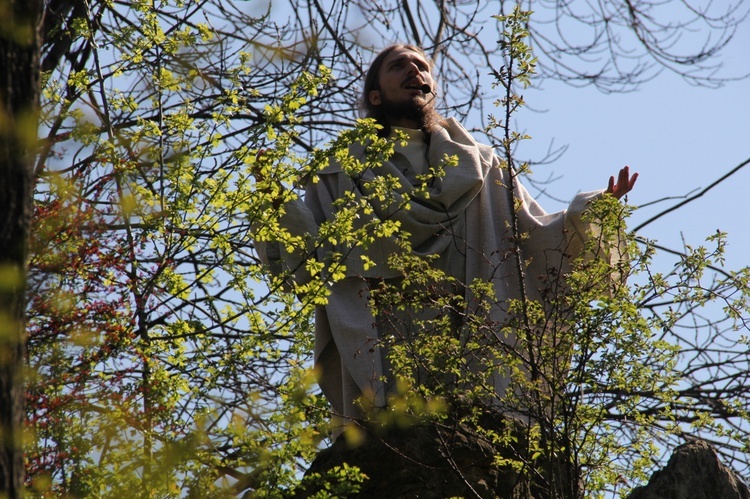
[256,118,604,424]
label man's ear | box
[368,90,381,106]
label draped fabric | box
[256,118,604,426]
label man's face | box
[369,47,435,121]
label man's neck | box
[391,126,423,139]
[387,115,421,130]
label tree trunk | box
[0,0,43,495]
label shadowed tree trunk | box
[0,0,43,495]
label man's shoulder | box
[439,117,496,162]
[313,140,367,176]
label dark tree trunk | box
[0,0,43,495]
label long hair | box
[360,44,445,137]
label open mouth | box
[404,82,427,92]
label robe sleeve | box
[254,197,319,287]
[493,148,627,295]
[564,190,629,286]
[563,190,605,260]
[514,176,627,290]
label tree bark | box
[0,0,43,495]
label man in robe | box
[255,44,637,433]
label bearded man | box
[255,44,637,435]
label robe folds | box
[256,118,607,424]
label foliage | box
[24,0,750,498]
[479,8,750,496]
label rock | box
[294,413,749,498]
[626,440,750,499]
[292,405,587,499]
[294,412,535,498]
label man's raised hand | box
[606,165,638,200]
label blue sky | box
[515,18,750,270]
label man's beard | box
[378,94,443,135]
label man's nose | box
[406,61,419,75]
